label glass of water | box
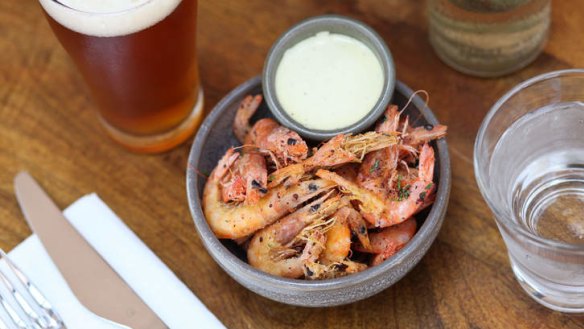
[474,69,584,313]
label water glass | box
[474,69,584,313]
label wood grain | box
[1,1,582,328]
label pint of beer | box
[39,0,203,153]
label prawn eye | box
[310,204,321,212]
[334,263,348,272]
[424,124,434,131]
[287,138,298,145]
[308,183,318,191]
[251,180,263,188]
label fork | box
[0,249,65,329]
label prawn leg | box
[268,132,398,189]
[316,169,387,226]
[305,132,399,168]
[247,194,342,278]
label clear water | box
[490,102,584,244]
[487,102,584,312]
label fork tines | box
[0,249,65,329]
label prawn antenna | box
[188,163,209,179]
[401,89,430,116]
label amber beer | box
[39,0,202,153]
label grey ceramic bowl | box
[186,76,450,307]
[263,15,396,141]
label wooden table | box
[1,1,582,328]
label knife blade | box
[14,172,168,329]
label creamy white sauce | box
[39,0,182,37]
[275,31,384,131]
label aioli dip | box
[275,31,384,131]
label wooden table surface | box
[1,1,583,328]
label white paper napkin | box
[8,193,225,329]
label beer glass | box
[39,0,203,153]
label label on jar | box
[428,0,550,77]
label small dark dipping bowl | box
[263,15,396,141]
[186,77,450,307]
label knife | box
[14,172,168,329]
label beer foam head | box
[39,0,182,37]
